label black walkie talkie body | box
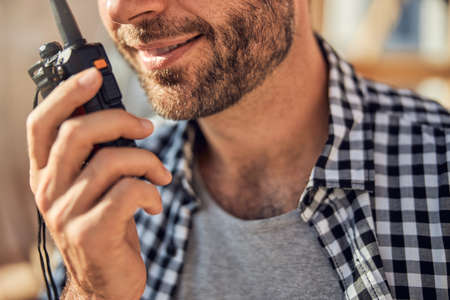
[28,0,135,149]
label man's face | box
[99,0,295,120]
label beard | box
[113,0,295,120]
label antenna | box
[49,0,85,47]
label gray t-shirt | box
[176,165,342,299]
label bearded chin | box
[136,59,229,121]
[139,73,202,121]
[115,0,295,121]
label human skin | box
[27,0,329,299]
[99,0,329,219]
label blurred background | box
[0,0,449,299]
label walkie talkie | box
[28,1,136,299]
[28,0,135,149]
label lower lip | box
[138,36,203,70]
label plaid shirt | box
[48,38,450,300]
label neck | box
[194,31,329,220]
[197,32,329,176]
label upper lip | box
[134,34,201,51]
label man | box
[28,0,449,299]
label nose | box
[105,0,168,24]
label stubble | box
[114,0,295,120]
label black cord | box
[37,210,52,299]
[33,88,59,300]
[33,88,40,108]
[43,220,59,298]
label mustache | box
[116,16,215,46]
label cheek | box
[97,0,120,34]
[175,0,231,24]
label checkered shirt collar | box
[309,37,375,193]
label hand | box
[26,68,172,300]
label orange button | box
[94,59,108,70]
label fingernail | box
[78,68,99,87]
[140,119,153,130]
[164,168,173,182]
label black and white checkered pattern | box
[45,37,449,299]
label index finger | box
[27,68,103,171]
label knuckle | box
[29,169,40,194]
[26,112,41,137]
[34,174,52,213]
[35,191,50,214]
[96,147,115,162]
[86,154,107,181]
[59,120,83,144]
[65,76,83,93]
[67,223,90,248]
[88,148,122,183]
[114,178,145,203]
[94,148,117,171]
[52,81,74,102]
[72,231,89,248]
[98,148,131,175]
[46,209,65,234]
[116,177,137,196]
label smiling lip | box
[137,34,203,70]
